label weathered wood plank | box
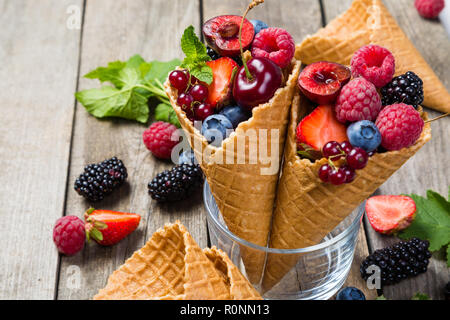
[323,0,450,300]
[57,0,203,300]
[0,0,82,299]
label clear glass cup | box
[204,182,364,300]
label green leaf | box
[180,26,212,84]
[75,86,150,123]
[154,103,181,128]
[125,54,145,68]
[144,59,181,85]
[398,189,450,252]
[411,292,430,300]
[90,228,104,242]
[84,60,127,88]
[376,295,387,300]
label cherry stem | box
[239,0,264,81]
[424,112,449,124]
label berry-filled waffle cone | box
[94,221,261,300]
[296,0,450,113]
[165,59,301,284]
[261,91,431,292]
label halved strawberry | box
[84,208,141,246]
[365,195,416,235]
[296,104,348,151]
[205,57,238,108]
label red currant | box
[169,70,189,92]
[177,93,194,110]
[318,164,331,182]
[322,141,344,160]
[328,167,346,185]
[190,84,209,102]
[194,103,215,121]
[346,147,369,170]
[341,165,356,183]
[340,141,353,154]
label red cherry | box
[346,147,369,170]
[232,57,282,110]
[177,93,194,111]
[318,164,331,182]
[194,103,215,121]
[341,165,356,183]
[190,84,209,102]
[340,141,353,154]
[169,70,189,92]
[328,167,346,185]
[322,141,343,160]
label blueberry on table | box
[347,120,381,152]
[219,105,250,128]
[336,287,366,300]
[201,114,234,147]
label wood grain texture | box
[57,0,203,300]
[323,0,450,300]
[0,0,82,299]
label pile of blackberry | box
[148,164,203,202]
[380,71,424,109]
[207,47,242,66]
[360,238,431,286]
[74,157,128,202]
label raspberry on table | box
[350,45,395,88]
[380,71,424,109]
[53,216,86,256]
[143,121,180,160]
[335,77,382,123]
[251,27,295,68]
[74,157,128,202]
[375,103,424,151]
[415,0,445,19]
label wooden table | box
[0,0,448,300]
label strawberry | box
[84,208,141,246]
[205,57,238,108]
[365,195,416,235]
[296,104,348,151]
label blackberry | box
[206,46,242,66]
[380,71,424,109]
[148,164,203,202]
[74,157,128,202]
[360,238,431,286]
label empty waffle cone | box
[261,92,431,292]
[94,221,261,300]
[165,58,302,284]
[296,0,450,113]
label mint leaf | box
[376,295,387,300]
[411,292,430,300]
[125,54,145,68]
[154,103,181,128]
[144,59,181,85]
[84,60,127,88]
[398,189,450,253]
[180,26,212,84]
[75,86,150,123]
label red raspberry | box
[143,121,180,159]
[251,27,295,68]
[335,77,382,123]
[415,0,444,19]
[351,45,395,88]
[375,103,424,151]
[53,216,85,256]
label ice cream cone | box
[296,0,450,113]
[165,59,301,284]
[261,92,432,292]
[94,221,261,300]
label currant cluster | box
[169,70,214,122]
[318,141,372,185]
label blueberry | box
[219,105,250,129]
[336,287,366,300]
[179,149,198,165]
[201,115,234,147]
[250,19,269,35]
[347,120,381,152]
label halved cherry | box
[203,15,254,57]
[298,61,351,105]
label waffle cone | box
[296,0,450,113]
[261,92,431,292]
[165,59,302,284]
[94,221,261,300]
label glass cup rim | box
[203,181,364,254]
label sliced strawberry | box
[296,104,348,151]
[84,208,141,246]
[365,195,416,235]
[205,57,238,108]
